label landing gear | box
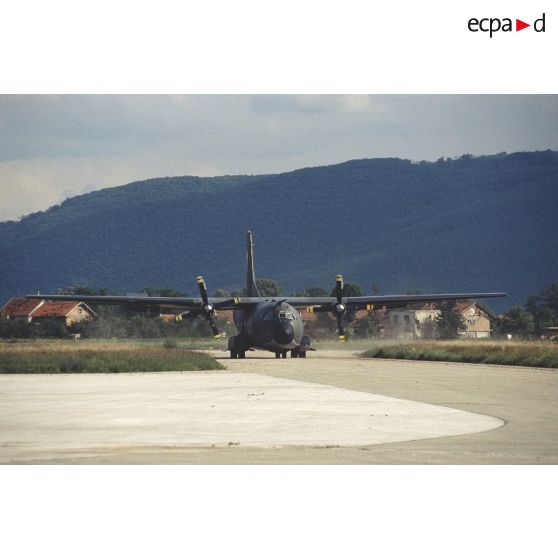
[290,349,307,358]
[230,351,246,359]
[275,352,281,359]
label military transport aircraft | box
[27,231,506,359]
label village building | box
[455,301,492,339]
[1,298,96,327]
[0,298,44,323]
[384,301,493,339]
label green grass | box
[360,340,558,368]
[0,339,224,373]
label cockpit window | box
[279,311,295,320]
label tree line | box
[1,280,557,340]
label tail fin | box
[246,230,260,296]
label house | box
[454,301,492,339]
[0,298,44,323]
[1,298,96,327]
[384,301,493,339]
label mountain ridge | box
[1,150,557,312]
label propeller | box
[197,275,221,338]
[333,274,346,341]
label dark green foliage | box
[1,151,557,313]
[330,282,363,297]
[296,286,329,297]
[435,300,465,339]
[526,283,558,334]
[349,313,380,338]
[0,318,69,339]
[213,288,231,297]
[140,287,187,297]
[500,306,536,338]
[254,279,281,297]
[74,312,212,339]
[0,347,224,373]
[56,285,122,296]
[361,341,558,369]
[418,317,436,340]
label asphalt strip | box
[0,372,504,456]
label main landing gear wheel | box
[275,352,280,359]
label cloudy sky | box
[1,95,557,221]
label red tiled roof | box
[30,301,84,318]
[1,297,43,318]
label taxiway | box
[0,350,556,464]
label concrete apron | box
[0,372,503,458]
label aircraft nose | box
[273,320,294,345]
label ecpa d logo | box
[468,13,546,37]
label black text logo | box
[468,13,546,37]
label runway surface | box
[1,350,556,463]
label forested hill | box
[1,151,557,311]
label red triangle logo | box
[516,19,530,31]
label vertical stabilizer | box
[246,230,260,296]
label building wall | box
[386,304,492,339]
[414,309,440,339]
[386,309,417,339]
[458,305,491,338]
[65,306,94,326]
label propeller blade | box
[335,274,344,304]
[197,276,209,305]
[337,314,345,342]
[175,310,199,322]
[207,314,220,338]
[196,275,221,339]
[334,274,346,341]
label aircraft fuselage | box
[229,301,306,356]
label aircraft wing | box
[26,291,507,313]
[25,293,237,311]
[283,292,507,311]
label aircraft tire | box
[238,351,246,359]
[281,351,287,359]
[300,351,306,358]
[275,352,280,359]
[230,352,237,359]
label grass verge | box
[0,341,224,373]
[360,340,558,369]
